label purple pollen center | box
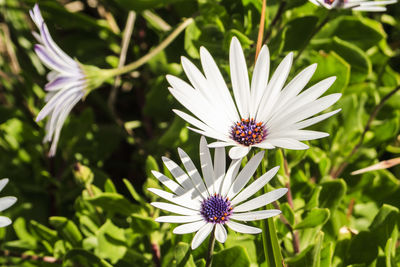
[200,194,232,224]
[230,118,267,146]
[324,0,347,4]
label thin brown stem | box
[255,0,267,61]
[272,202,300,254]
[331,85,400,178]
[151,243,161,267]
[1,250,62,264]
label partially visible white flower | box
[30,4,111,156]
[149,136,287,250]
[167,37,341,159]
[0,179,17,227]
[309,0,397,11]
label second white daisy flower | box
[167,37,341,159]
[149,136,287,249]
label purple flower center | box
[324,0,347,5]
[200,194,232,224]
[230,118,267,146]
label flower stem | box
[255,0,267,61]
[106,17,194,77]
[205,227,216,267]
[264,0,286,43]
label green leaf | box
[283,16,318,51]
[346,231,378,265]
[86,192,140,216]
[320,242,334,267]
[96,219,127,264]
[123,178,146,204]
[30,220,58,243]
[369,204,399,250]
[319,179,346,210]
[104,179,117,193]
[145,155,159,177]
[174,242,196,267]
[213,246,251,267]
[130,214,159,234]
[308,51,350,94]
[286,232,324,267]
[294,208,330,230]
[49,217,82,246]
[331,37,371,83]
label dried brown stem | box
[255,0,267,61]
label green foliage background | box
[0,0,400,266]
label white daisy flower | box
[0,179,17,227]
[167,37,341,159]
[30,4,109,156]
[149,136,287,250]
[309,0,397,11]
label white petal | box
[230,37,250,118]
[181,57,233,126]
[234,188,288,212]
[227,151,265,199]
[229,146,250,159]
[220,159,242,196]
[266,138,309,150]
[162,157,192,191]
[0,216,12,228]
[0,197,17,212]
[151,171,185,195]
[231,210,281,221]
[213,147,226,197]
[226,220,261,234]
[257,52,293,123]
[268,93,342,130]
[0,179,9,192]
[178,148,208,198]
[292,109,341,130]
[156,215,203,223]
[267,130,329,141]
[215,224,227,243]
[250,45,270,118]
[173,220,207,234]
[191,223,214,249]
[200,47,240,122]
[253,142,275,149]
[151,202,198,215]
[208,141,235,148]
[231,166,280,206]
[272,64,317,116]
[147,188,200,209]
[200,137,215,195]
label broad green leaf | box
[30,220,58,243]
[96,220,127,264]
[130,214,159,234]
[369,204,399,250]
[174,242,196,267]
[319,179,346,210]
[283,16,318,51]
[213,246,251,267]
[345,231,378,265]
[294,208,330,230]
[49,217,82,246]
[86,192,140,216]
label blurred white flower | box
[149,136,287,249]
[30,4,109,156]
[309,0,397,11]
[167,37,341,159]
[0,179,17,227]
